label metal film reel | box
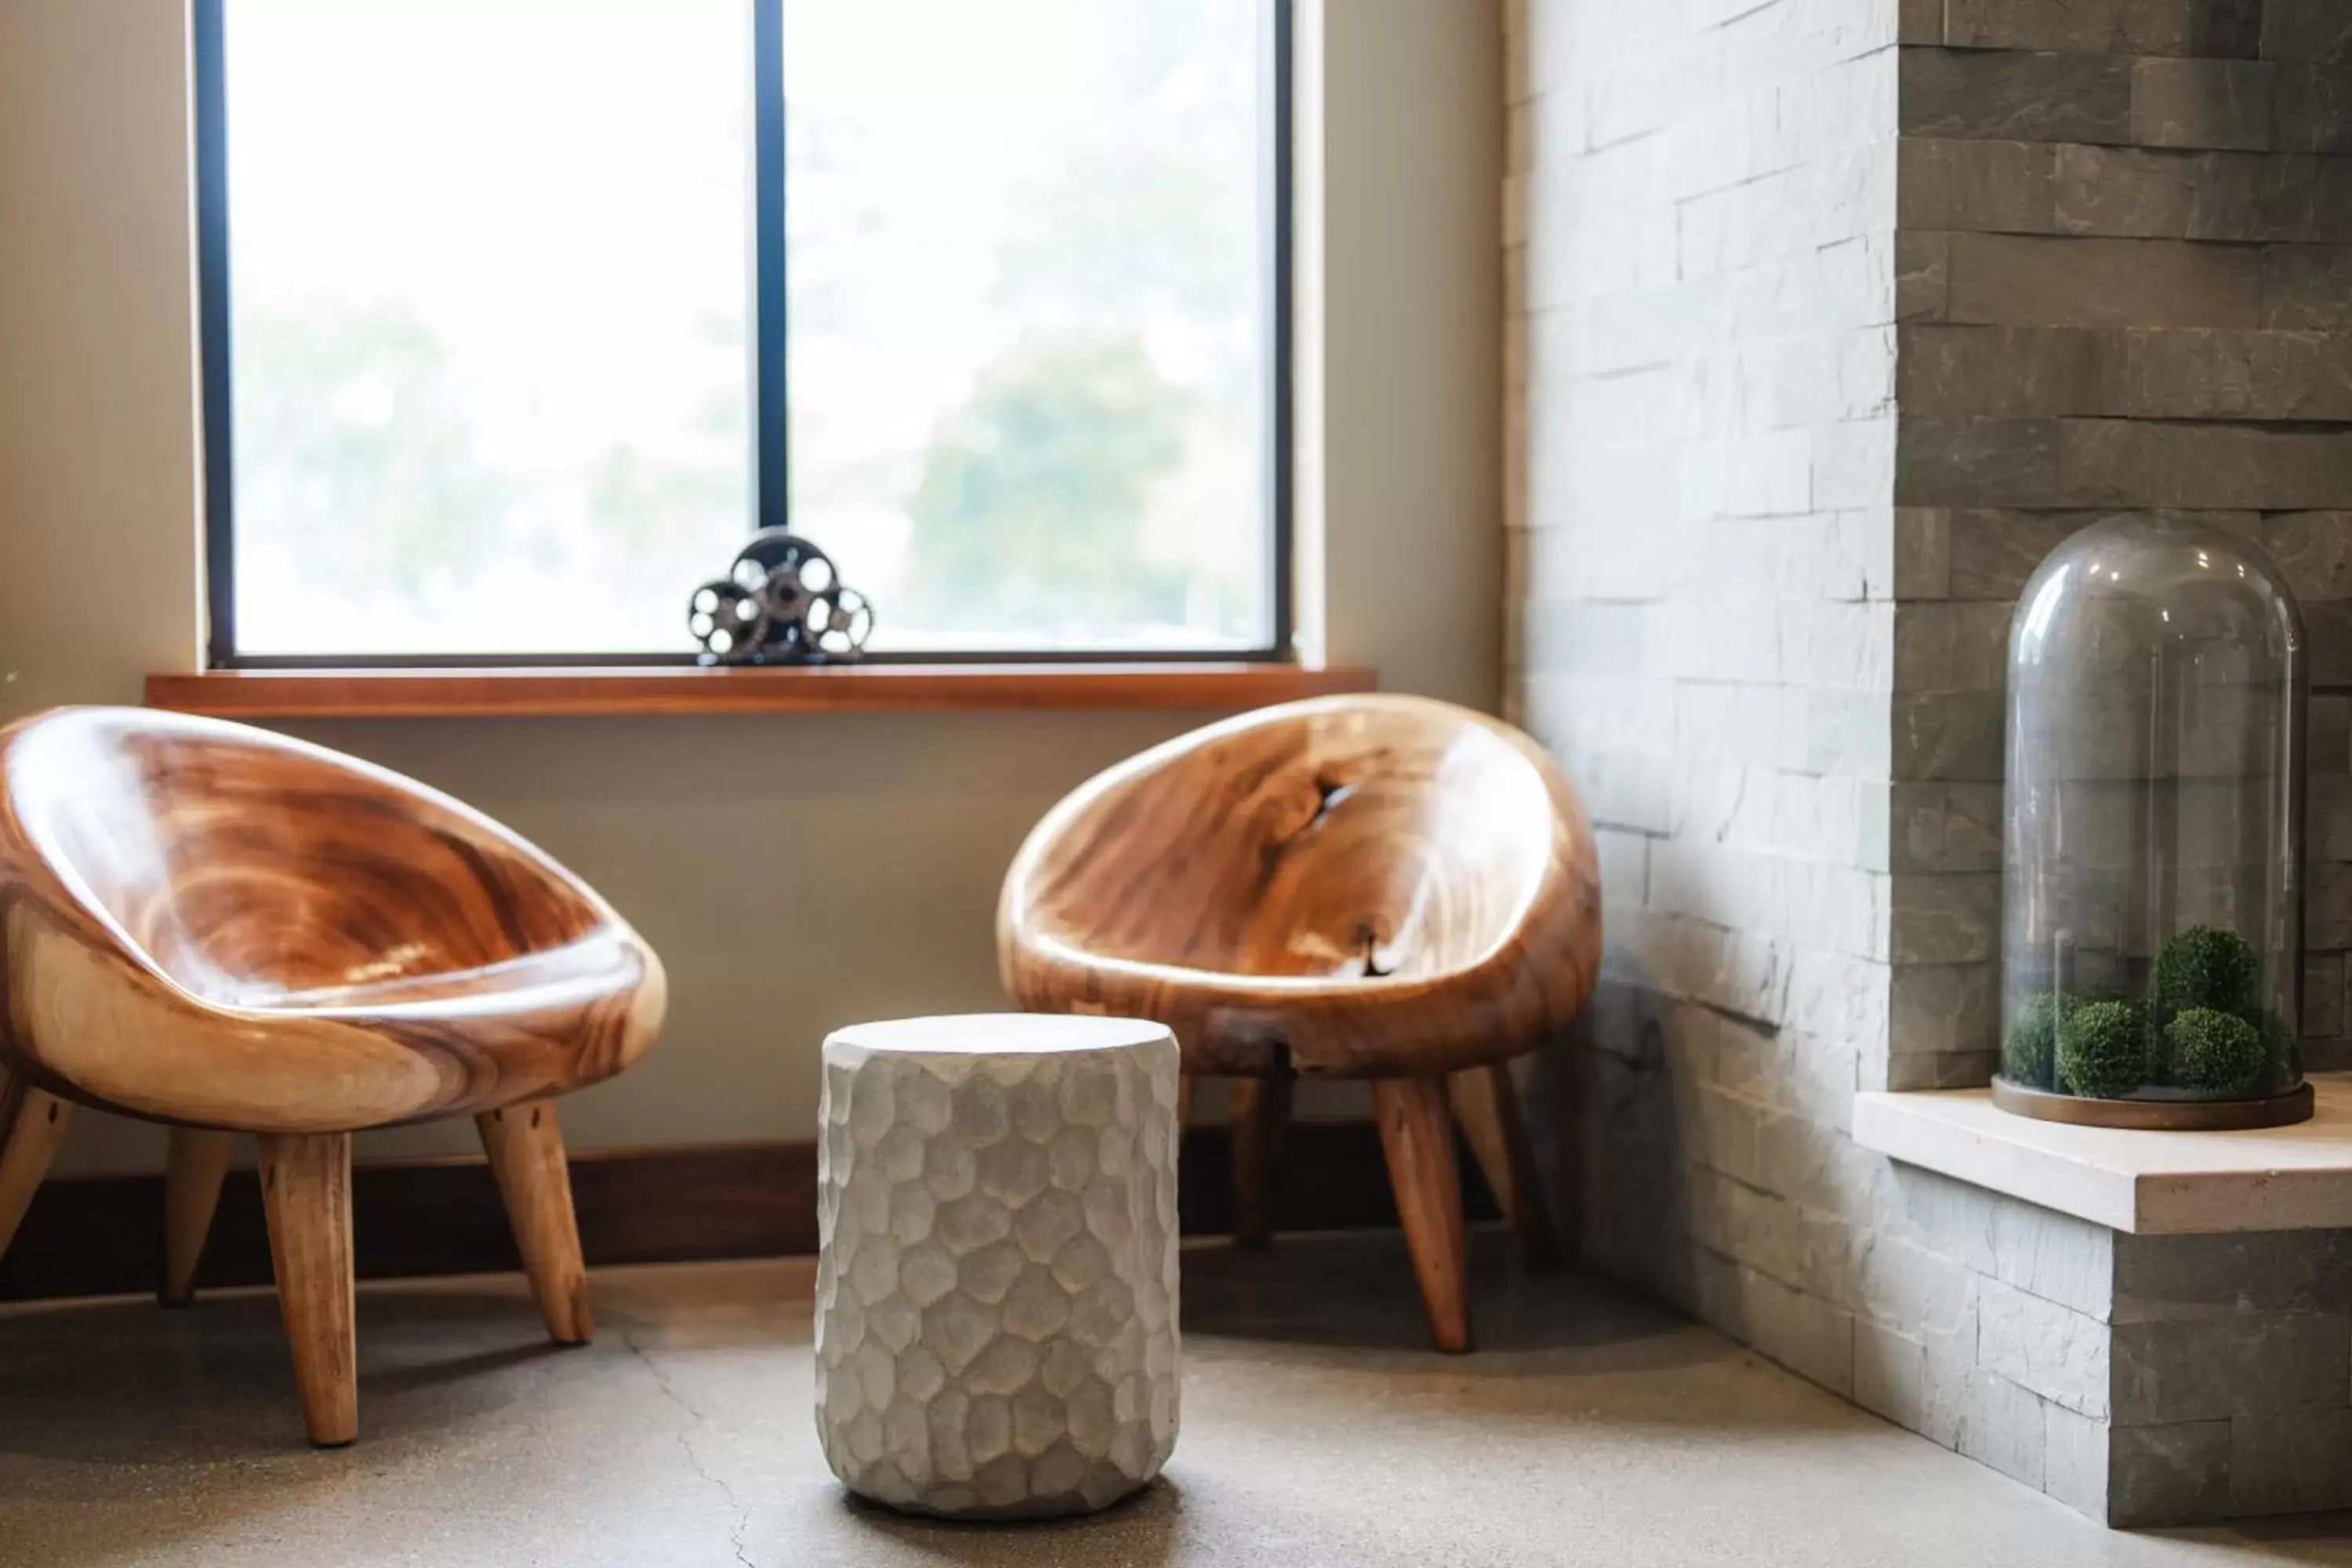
[687,578,771,662]
[806,588,874,659]
[688,529,871,663]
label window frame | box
[191,0,1295,670]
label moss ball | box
[2001,991,2075,1089]
[2164,1008,2267,1095]
[2149,925,2258,1024]
[2056,1000,2147,1099]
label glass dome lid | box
[1997,514,2312,1129]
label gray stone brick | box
[1853,1318,1931,1428]
[2114,1314,2350,1424]
[2316,858,2352,950]
[2118,329,2352,420]
[2132,57,2277,150]
[2266,512,2352,604]
[2231,1408,2352,1515]
[1947,233,2263,329]
[2110,1421,2234,1527]
[1979,1277,2111,1417]
[1898,325,2102,416]
[2055,143,2352,244]
[2311,601,2352,686]
[1901,48,2131,143]
[1893,602,2012,693]
[1890,960,2001,1057]
[1891,782,2004,873]
[2044,1399,2109,1519]
[1890,872,2000,964]
[2113,1231,2352,1321]
[1944,0,2245,57]
[1741,1266,1857,1399]
[2274,63,2352,153]
[1896,230,1950,321]
[2264,1,2352,66]
[2312,694,2352,772]
[2056,419,2352,509]
[1988,1200,2116,1321]
[2261,245,2352,328]
[1899,138,2056,234]
[1952,1365,2047,1489]
[1946,508,2093,600]
[1853,1226,1979,1343]
[1896,418,2062,506]
[1893,689,2005,782]
[1882,1046,1999,1091]
[1893,506,1951,598]
[2306,953,2346,1039]
[1903,326,2352,422]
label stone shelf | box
[1854,1075,2352,1235]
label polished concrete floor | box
[5,1232,2352,1566]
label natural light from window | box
[219,0,1274,658]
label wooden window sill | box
[143,662,1377,720]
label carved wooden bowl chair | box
[999,694,1600,1351]
[0,707,666,1445]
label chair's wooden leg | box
[1176,1073,1195,1134]
[161,1127,238,1307]
[0,1070,73,1263]
[257,1131,358,1447]
[1229,1073,1294,1250]
[1448,1061,1560,1271]
[477,1100,592,1345]
[1373,1076,1471,1353]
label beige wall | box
[0,0,1503,1175]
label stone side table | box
[815,1014,1181,1519]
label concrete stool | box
[815,1014,1181,1519]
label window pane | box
[223,0,753,655]
[784,0,1274,652]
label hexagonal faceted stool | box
[815,1014,1181,1519]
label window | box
[195,0,1290,666]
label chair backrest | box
[0,707,605,1003]
[1003,695,1583,982]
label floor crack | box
[622,1329,757,1568]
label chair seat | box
[0,707,664,1134]
[999,694,1600,1078]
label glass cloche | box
[1998,515,2311,1128]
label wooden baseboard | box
[0,1122,1495,1303]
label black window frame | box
[193,0,1295,670]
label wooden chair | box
[0,707,665,1445]
[998,694,1600,1351]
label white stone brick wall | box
[1507,0,1901,1403]
[1508,0,2352,1526]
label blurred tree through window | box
[215,0,1276,658]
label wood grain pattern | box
[1448,1062,1558,1270]
[0,706,664,1443]
[1374,1077,1470,1353]
[1000,695,1601,1080]
[1229,1074,1293,1250]
[0,707,666,1133]
[259,1131,358,1447]
[999,694,1599,1349]
[144,662,1377,720]
[0,1070,72,1262]
[477,1100,592,1344]
[161,1127,238,1306]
